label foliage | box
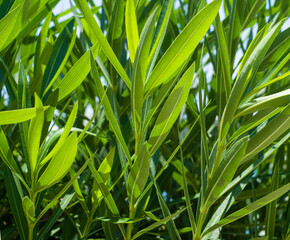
[0,0,289,239]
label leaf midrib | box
[147,4,216,93]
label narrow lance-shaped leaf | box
[147,0,173,73]
[131,207,187,240]
[22,196,36,223]
[28,93,44,173]
[90,52,131,163]
[0,1,23,51]
[0,107,49,125]
[107,0,125,41]
[145,0,221,96]
[241,0,266,30]
[88,161,120,216]
[228,108,282,143]
[242,103,290,164]
[92,147,115,205]
[77,0,131,90]
[39,102,78,166]
[266,156,280,240]
[0,128,21,176]
[128,143,149,205]
[56,43,99,101]
[132,9,157,140]
[215,15,231,99]
[36,132,78,192]
[148,63,195,156]
[4,167,28,240]
[220,19,285,140]
[40,19,75,96]
[235,89,290,117]
[204,136,248,209]
[201,183,290,238]
[126,0,139,63]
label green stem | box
[83,217,92,237]
[28,223,34,240]
[126,204,136,240]
[194,207,206,240]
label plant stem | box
[194,207,206,240]
[28,223,34,240]
[126,204,136,240]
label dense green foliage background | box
[0,0,289,239]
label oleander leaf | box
[148,63,195,155]
[36,132,78,192]
[125,0,139,63]
[90,52,131,162]
[128,143,149,205]
[236,89,290,117]
[56,43,99,101]
[131,207,187,240]
[41,19,75,96]
[4,167,28,240]
[132,9,157,135]
[77,0,131,90]
[220,19,285,139]
[27,94,44,173]
[204,136,248,209]
[39,102,78,165]
[0,107,49,125]
[0,0,23,51]
[22,196,36,223]
[145,0,221,95]
[242,103,290,163]
[201,183,290,238]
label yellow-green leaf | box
[126,0,139,63]
[36,132,78,192]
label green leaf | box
[131,207,186,240]
[22,196,36,223]
[204,136,248,209]
[201,183,290,238]
[92,147,115,204]
[36,132,78,192]
[0,107,49,125]
[228,108,282,143]
[88,160,120,216]
[215,15,231,99]
[147,0,173,72]
[69,169,89,216]
[41,19,75,96]
[148,63,195,155]
[144,0,221,95]
[56,43,99,101]
[220,19,285,140]
[0,128,21,175]
[28,93,44,173]
[266,157,280,240]
[107,0,125,41]
[0,0,23,51]
[153,180,181,240]
[126,0,139,63]
[40,102,78,166]
[132,8,157,138]
[142,68,184,134]
[90,52,131,163]
[242,104,290,163]
[236,89,290,117]
[38,192,75,240]
[241,0,266,30]
[77,0,131,90]
[128,143,149,205]
[4,166,28,240]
